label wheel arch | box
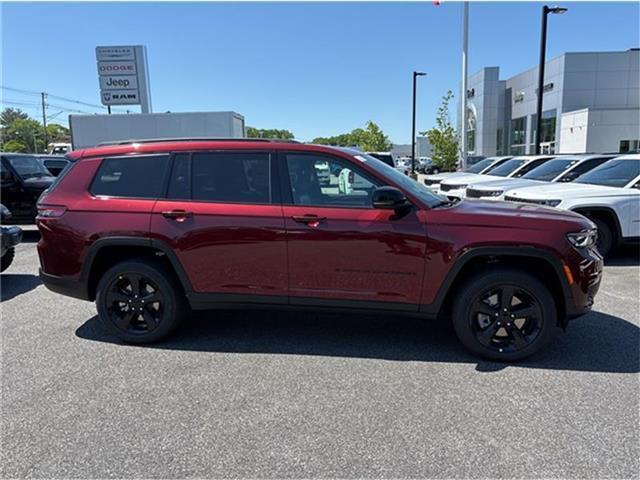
[82,237,193,301]
[571,206,622,243]
[421,247,572,323]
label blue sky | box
[1,1,638,143]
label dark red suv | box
[37,139,603,360]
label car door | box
[280,151,427,309]
[151,151,288,302]
[1,156,32,218]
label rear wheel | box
[96,259,187,343]
[1,247,15,272]
[452,268,559,361]
[591,217,614,257]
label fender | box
[419,246,573,317]
[570,206,623,240]
[81,236,195,298]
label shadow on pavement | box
[20,231,40,244]
[605,244,640,267]
[0,274,41,301]
[76,308,639,374]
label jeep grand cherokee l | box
[37,139,603,361]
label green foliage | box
[246,127,295,140]
[312,121,392,152]
[421,91,459,171]
[2,139,28,153]
[46,124,71,143]
[0,108,70,153]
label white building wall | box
[559,107,640,154]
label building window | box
[466,107,476,153]
[496,128,504,155]
[530,110,557,152]
[620,140,640,153]
[510,117,527,153]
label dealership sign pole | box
[96,45,152,113]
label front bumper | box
[565,247,603,318]
[1,226,23,255]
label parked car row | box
[424,153,640,256]
[1,204,23,272]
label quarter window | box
[91,155,169,198]
[286,154,379,207]
[191,152,271,203]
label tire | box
[591,217,614,258]
[452,267,560,361]
[96,259,188,343]
[1,247,15,272]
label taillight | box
[37,205,67,218]
[348,171,354,183]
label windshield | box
[522,158,579,181]
[487,158,526,177]
[350,152,448,208]
[465,158,494,174]
[5,155,51,178]
[574,159,640,188]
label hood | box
[22,176,55,190]
[424,171,469,182]
[505,182,637,200]
[433,198,592,231]
[468,178,545,192]
[439,173,483,186]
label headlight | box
[543,199,562,207]
[567,229,597,249]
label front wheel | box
[591,217,614,257]
[96,259,187,343]
[452,268,560,361]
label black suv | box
[1,153,55,223]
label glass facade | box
[510,117,527,154]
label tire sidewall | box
[592,218,613,257]
[452,268,559,361]
[96,260,184,343]
[1,247,15,272]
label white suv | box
[504,154,640,256]
[465,154,614,200]
[423,156,512,191]
[438,155,554,198]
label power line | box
[1,85,128,114]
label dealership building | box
[462,48,639,156]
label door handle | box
[162,209,193,221]
[291,215,326,225]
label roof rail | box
[96,137,300,146]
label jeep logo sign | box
[99,75,138,91]
[96,45,151,111]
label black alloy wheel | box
[469,285,543,355]
[105,273,164,335]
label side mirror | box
[372,186,409,210]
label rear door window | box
[91,154,170,198]
[191,152,271,204]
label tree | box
[0,108,29,128]
[2,139,28,153]
[312,121,392,151]
[246,127,295,140]
[421,91,459,171]
[4,117,46,153]
[46,124,71,143]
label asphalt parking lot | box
[1,231,639,479]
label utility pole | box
[41,92,49,148]
[460,1,469,170]
[411,71,426,177]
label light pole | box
[535,5,567,154]
[411,71,426,176]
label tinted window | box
[91,155,169,198]
[512,158,549,178]
[287,154,378,207]
[522,158,578,181]
[488,158,526,177]
[465,158,494,174]
[574,159,640,188]
[5,155,50,179]
[367,153,394,167]
[44,159,68,169]
[557,157,609,182]
[192,152,271,203]
[167,153,191,199]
